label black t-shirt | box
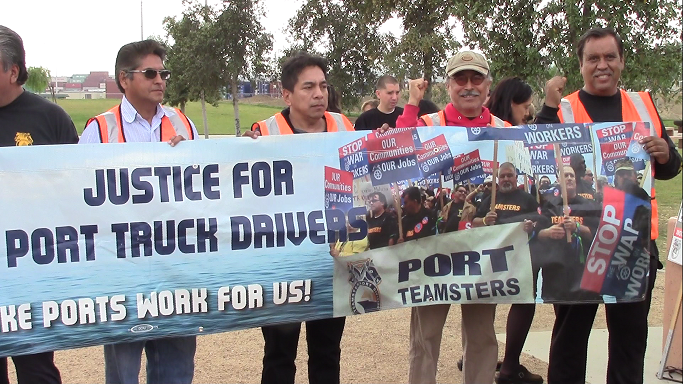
[534,194,601,301]
[366,210,399,249]
[475,189,540,224]
[576,178,596,200]
[402,207,437,241]
[354,107,404,131]
[444,201,465,233]
[0,91,78,146]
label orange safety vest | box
[420,110,511,127]
[252,111,354,136]
[86,105,194,143]
[558,89,662,239]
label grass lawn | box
[57,99,283,135]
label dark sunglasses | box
[127,69,171,80]
[452,73,486,86]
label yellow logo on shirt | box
[14,132,33,146]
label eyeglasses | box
[452,73,486,86]
[127,69,172,80]
[484,183,492,188]
[456,189,467,194]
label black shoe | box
[457,357,503,372]
[495,365,544,384]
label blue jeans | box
[104,336,196,384]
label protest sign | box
[333,222,534,315]
[668,203,682,266]
[339,136,369,178]
[580,186,652,299]
[416,134,453,176]
[0,124,652,356]
[366,129,422,185]
[444,149,485,183]
[324,167,353,213]
[529,144,556,175]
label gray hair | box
[0,25,28,85]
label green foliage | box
[288,0,391,111]
[56,99,281,135]
[25,67,50,94]
[163,3,223,110]
[456,0,682,96]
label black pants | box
[0,352,61,384]
[547,249,658,384]
[261,317,346,384]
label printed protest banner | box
[466,126,524,142]
[444,149,485,183]
[521,123,592,146]
[414,173,441,189]
[324,167,353,213]
[595,122,635,175]
[333,223,534,315]
[338,136,369,179]
[366,129,422,185]
[580,186,651,299]
[505,142,532,176]
[668,203,682,266]
[529,144,556,175]
[0,124,652,356]
[416,134,453,176]
[626,122,652,162]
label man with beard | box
[569,153,596,200]
[536,27,681,384]
[365,191,399,250]
[472,163,542,384]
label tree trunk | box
[180,101,186,114]
[200,90,209,139]
[232,76,241,137]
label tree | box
[213,0,272,136]
[164,3,224,138]
[455,1,682,96]
[288,0,392,110]
[348,0,461,100]
[25,67,50,95]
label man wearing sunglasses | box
[365,192,399,250]
[396,50,512,384]
[80,40,198,384]
[80,40,194,145]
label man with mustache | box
[354,75,403,130]
[535,27,681,384]
[248,53,353,384]
[395,50,511,384]
[81,40,198,384]
[569,153,595,200]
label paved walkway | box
[497,326,682,383]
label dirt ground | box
[6,273,667,384]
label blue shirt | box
[79,96,198,143]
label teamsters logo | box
[347,259,382,315]
[470,127,481,136]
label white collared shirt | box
[79,96,197,143]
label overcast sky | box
[0,0,316,76]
